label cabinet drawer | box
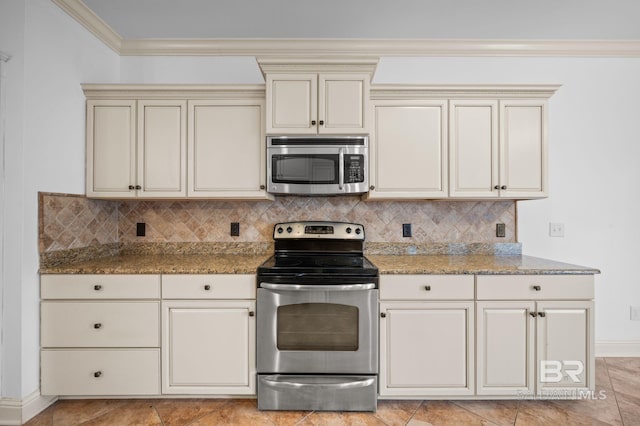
[41,349,160,396]
[41,302,159,347]
[380,275,474,300]
[41,275,160,299]
[162,274,256,299]
[476,275,594,300]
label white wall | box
[374,57,640,344]
[0,0,120,399]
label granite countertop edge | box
[39,253,600,276]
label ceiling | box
[80,0,640,40]
[52,0,640,56]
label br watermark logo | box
[540,360,584,383]
[516,360,608,400]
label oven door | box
[257,283,378,374]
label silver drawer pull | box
[93,323,102,329]
[262,376,375,390]
[93,285,102,291]
[424,285,431,291]
[532,285,541,291]
[93,371,102,378]
[204,284,211,291]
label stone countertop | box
[367,254,600,275]
[39,253,272,274]
[40,252,599,275]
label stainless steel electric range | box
[256,221,379,412]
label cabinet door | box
[86,100,136,198]
[318,74,369,134]
[449,100,499,198]
[476,301,535,396]
[266,74,317,134]
[536,301,594,396]
[162,300,256,394]
[379,302,474,396]
[499,100,547,198]
[188,100,268,198]
[369,100,448,199]
[137,100,187,198]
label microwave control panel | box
[344,155,365,183]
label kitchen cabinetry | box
[161,274,256,395]
[369,85,558,200]
[476,275,594,397]
[188,100,266,198]
[449,99,547,198]
[86,99,187,198]
[40,274,161,396]
[379,275,475,397]
[265,73,370,134]
[368,100,448,199]
[83,85,270,200]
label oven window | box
[277,303,359,351]
[272,155,339,184]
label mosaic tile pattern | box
[118,197,516,243]
[39,194,516,255]
[39,193,118,253]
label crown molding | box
[370,84,562,100]
[51,0,122,53]
[51,1,640,57]
[119,38,640,58]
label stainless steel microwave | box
[267,136,368,195]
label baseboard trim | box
[0,392,57,425]
[596,340,640,357]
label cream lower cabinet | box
[369,100,448,199]
[86,99,187,198]
[161,275,256,395]
[476,275,595,397]
[40,275,161,396]
[379,275,475,397]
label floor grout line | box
[604,357,627,426]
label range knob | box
[355,228,362,235]
[346,227,352,234]
[286,226,293,233]
[277,227,284,234]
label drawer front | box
[476,275,595,300]
[41,349,160,396]
[380,275,474,300]
[41,302,159,347]
[162,274,256,299]
[41,275,160,299]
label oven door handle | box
[261,375,376,390]
[260,283,376,291]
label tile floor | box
[25,358,640,426]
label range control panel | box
[273,221,365,240]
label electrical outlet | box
[230,222,240,237]
[402,224,412,238]
[136,222,145,237]
[496,223,506,238]
[549,223,565,237]
[631,306,640,321]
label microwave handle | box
[338,148,344,191]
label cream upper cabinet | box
[266,73,370,134]
[86,99,187,198]
[449,99,547,198]
[368,100,448,199]
[86,100,137,198]
[188,99,268,198]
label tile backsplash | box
[40,193,516,254]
